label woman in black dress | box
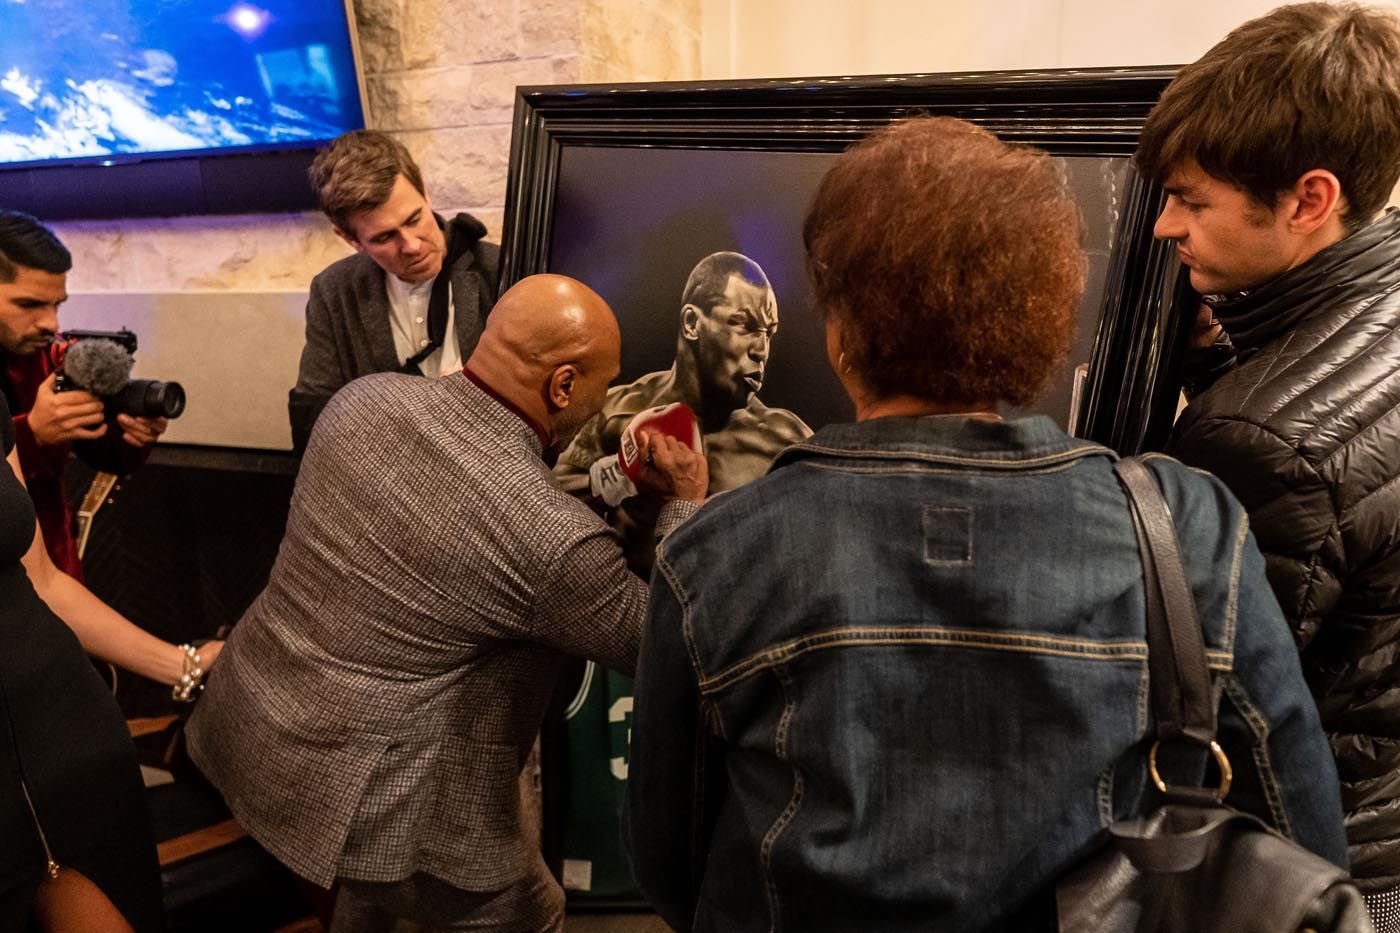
[3,391,218,931]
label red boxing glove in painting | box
[618,402,701,482]
[588,403,702,506]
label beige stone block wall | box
[52,0,700,294]
[582,0,703,83]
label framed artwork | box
[500,67,1195,457]
[500,68,1196,906]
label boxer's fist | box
[618,403,701,482]
[588,403,704,506]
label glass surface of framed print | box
[499,67,1195,908]
[501,68,1193,459]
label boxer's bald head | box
[467,274,621,454]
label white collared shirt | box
[385,272,462,377]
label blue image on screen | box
[0,0,365,167]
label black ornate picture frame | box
[502,68,1199,910]
[499,67,1193,455]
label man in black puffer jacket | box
[1135,4,1400,928]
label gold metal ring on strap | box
[1149,739,1233,801]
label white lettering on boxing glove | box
[588,454,637,506]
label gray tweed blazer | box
[188,372,692,891]
[287,214,499,453]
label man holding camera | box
[0,210,166,580]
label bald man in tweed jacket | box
[187,276,707,931]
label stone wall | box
[52,0,702,293]
[37,3,1398,294]
[582,0,702,83]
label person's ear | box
[331,225,363,253]
[546,364,578,412]
[1286,169,1344,235]
[680,304,702,342]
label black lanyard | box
[399,216,474,375]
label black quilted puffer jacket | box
[1169,209,1400,891]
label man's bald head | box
[477,274,620,376]
[468,274,621,455]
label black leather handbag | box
[1055,457,1373,933]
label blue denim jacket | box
[625,415,1347,933]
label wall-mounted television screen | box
[0,0,366,219]
[1,0,365,167]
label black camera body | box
[49,328,186,420]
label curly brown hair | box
[1136,3,1400,231]
[803,117,1086,408]
[308,130,427,234]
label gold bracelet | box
[172,642,206,703]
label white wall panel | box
[702,0,1400,78]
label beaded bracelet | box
[172,642,206,703]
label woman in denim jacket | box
[625,117,1349,933]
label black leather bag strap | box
[1113,457,1215,748]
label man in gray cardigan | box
[288,130,499,453]
[189,274,707,931]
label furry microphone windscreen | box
[63,339,134,396]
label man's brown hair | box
[804,117,1086,408]
[1136,2,1400,229]
[308,130,427,234]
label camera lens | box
[119,380,186,419]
